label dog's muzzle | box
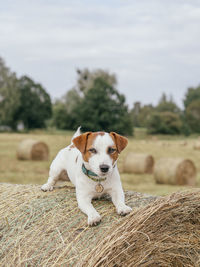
[100,164,110,173]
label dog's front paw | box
[117,204,132,216]
[88,213,101,226]
[41,183,54,192]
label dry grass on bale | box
[0,183,156,266]
[17,139,49,161]
[123,153,154,174]
[82,190,200,267]
[154,158,196,186]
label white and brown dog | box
[41,127,132,226]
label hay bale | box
[82,190,200,267]
[0,183,156,266]
[1,183,200,266]
[154,158,196,186]
[123,153,154,174]
[194,141,200,150]
[17,139,49,160]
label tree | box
[131,103,155,128]
[180,114,191,136]
[185,99,200,133]
[16,76,52,129]
[76,68,117,95]
[64,88,81,114]
[147,112,182,135]
[138,104,155,128]
[51,88,81,130]
[184,85,200,108]
[131,102,141,127]
[53,68,129,133]
[0,57,20,129]
[52,100,79,130]
[156,93,180,113]
[182,85,200,133]
[75,77,133,135]
[145,93,183,135]
[52,102,70,129]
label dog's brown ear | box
[110,132,128,153]
[73,132,92,153]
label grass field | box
[0,131,200,196]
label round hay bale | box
[82,190,200,267]
[154,158,196,186]
[194,141,200,150]
[1,184,200,266]
[0,183,156,266]
[123,153,154,174]
[17,139,49,160]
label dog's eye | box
[89,148,97,154]
[108,147,116,154]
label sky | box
[0,0,200,108]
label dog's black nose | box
[100,164,109,173]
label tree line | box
[0,58,52,131]
[0,56,200,136]
[131,89,200,135]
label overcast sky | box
[1,0,200,108]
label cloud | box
[0,0,200,107]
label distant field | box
[0,131,200,196]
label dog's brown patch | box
[73,132,92,154]
[83,132,104,162]
[109,132,128,153]
[73,131,127,163]
[107,146,119,164]
[73,132,106,162]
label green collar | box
[82,164,107,182]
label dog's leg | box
[41,175,59,191]
[76,192,101,226]
[41,166,63,192]
[109,185,132,216]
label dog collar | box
[82,164,107,182]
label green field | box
[0,131,200,196]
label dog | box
[41,127,132,226]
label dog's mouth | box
[99,168,112,178]
[99,172,108,177]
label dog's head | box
[73,131,128,177]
